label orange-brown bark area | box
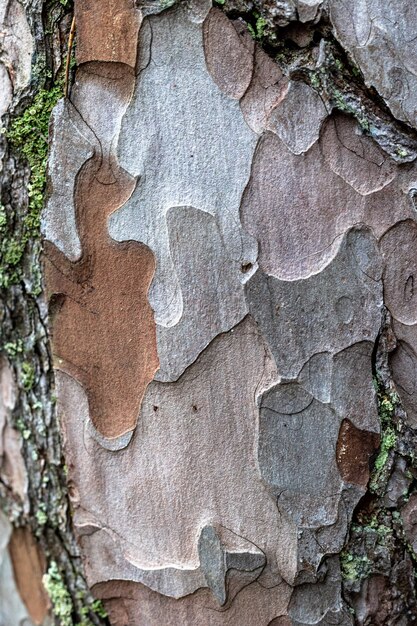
[44,0,158,441]
[9,527,49,625]
[75,0,141,66]
[336,419,381,487]
[44,157,158,439]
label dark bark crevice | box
[341,309,417,625]
[215,0,417,164]
[0,1,109,623]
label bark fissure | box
[341,309,417,623]
[0,1,109,623]
[215,1,417,163]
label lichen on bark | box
[0,1,108,624]
[216,0,417,163]
[340,310,417,624]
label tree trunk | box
[2,1,417,625]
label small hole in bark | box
[153,405,159,412]
[241,262,253,273]
[192,405,198,412]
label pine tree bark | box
[2,1,417,625]
[0,1,109,624]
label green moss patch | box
[1,80,63,290]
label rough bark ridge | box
[0,0,109,624]
[3,0,417,625]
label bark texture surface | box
[3,0,417,625]
[0,0,109,624]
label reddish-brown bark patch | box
[75,0,141,66]
[44,158,158,439]
[9,527,49,624]
[336,419,380,486]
